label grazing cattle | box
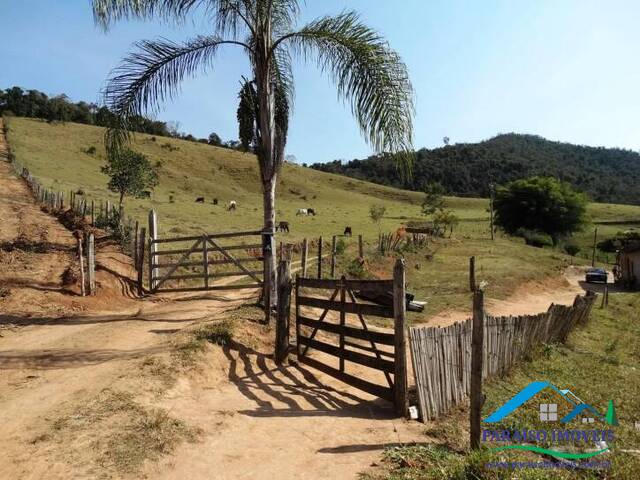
[344,226,352,237]
[195,197,205,203]
[307,208,316,216]
[212,198,218,205]
[296,208,307,216]
[228,200,237,211]
[277,221,290,233]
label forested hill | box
[310,133,640,205]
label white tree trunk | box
[262,175,277,306]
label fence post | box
[358,234,364,259]
[469,256,476,292]
[77,233,86,297]
[592,227,598,267]
[133,221,139,269]
[86,233,96,295]
[301,238,308,277]
[148,210,158,291]
[138,227,146,295]
[470,288,485,449]
[393,258,408,417]
[203,234,209,289]
[91,200,95,226]
[262,231,274,324]
[317,236,323,279]
[275,259,292,364]
[331,235,337,278]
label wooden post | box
[138,227,146,295]
[339,277,346,372]
[91,200,95,226]
[470,288,485,449]
[358,234,364,259]
[77,233,86,297]
[148,210,158,291]
[469,256,476,292]
[133,221,139,269]
[301,238,308,277]
[203,234,209,289]
[331,235,337,278]
[393,258,408,417]
[86,233,96,295]
[592,228,598,267]
[317,236,323,279]
[275,259,292,364]
[601,284,609,308]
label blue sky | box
[2,1,639,164]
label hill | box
[311,133,640,205]
[5,117,640,317]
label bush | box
[517,228,553,248]
[335,238,346,255]
[564,243,580,256]
[193,320,234,346]
[345,259,368,279]
[84,146,97,155]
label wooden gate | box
[149,230,266,293]
[294,260,407,414]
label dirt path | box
[425,268,587,326]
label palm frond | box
[92,0,206,29]
[103,35,248,152]
[275,11,414,159]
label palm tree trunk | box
[262,175,277,307]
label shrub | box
[345,259,368,279]
[84,146,97,155]
[517,228,553,248]
[193,320,234,346]
[335,238,346,255]
[564,243,580,256]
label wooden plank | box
[138,227,146,295]
[153,243,263,256]
[299,288,340,357]
[86,233,96,295]
[275,260,292,364]
[470,289,484,449]
[297,277,393,294]
[298,336,395,373]
[301,238,308,277]
[154,270,263,282]
[208,238,263,284]
[344,340,394,359]
[152,257,263,269]
[317,236,323,279]
[152,230,264,244]
[296,296,394,318]
[298,355,394,402]
[202,236,209,289]
[296,317,395,345]
[155,283,262,293]
[339,283,346,372]
[149,210,159,290]
[152,238,203,291]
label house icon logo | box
[484,381,617,425]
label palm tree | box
[92,0,414,304]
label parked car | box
[585,267,608,283]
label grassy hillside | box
[312,133,640,206]
[6,117,640,318]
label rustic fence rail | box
[409,292,597,421]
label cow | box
[296,208,307,216]
[307,208,316,216]
[277,221,290,233]
[212,198,218,205]
[228,200,237,211]
[195,197,205,203]
[344,226,352,237]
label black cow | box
[307,208,316,216]
[212,198,218,205]
[195,197,205,203]
[277,221,290,233]
[344,226,352,237]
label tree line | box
[0,85,240,149]
[311,133,640,205]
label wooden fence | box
[409,292,597,421]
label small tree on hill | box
[369,204,387,233]
[422,182,446,216]
[494,177,587,245]
[101,149,159,208]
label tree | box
[493,177,587,245]
[208,132,222,146]
[92,0,414,304]
[369,204,387,232]
[422,182,446,216]
[433,209,458,237]
[101,149,159,208]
